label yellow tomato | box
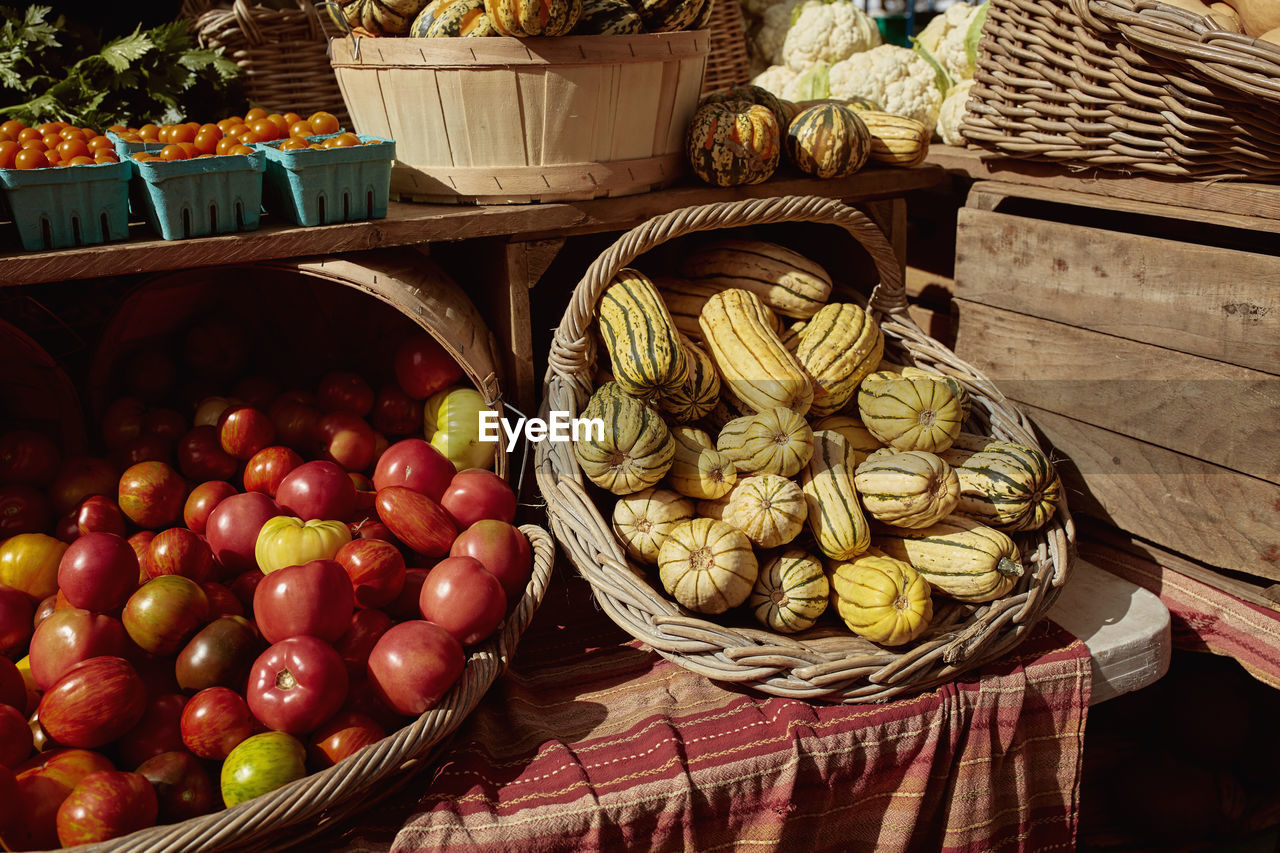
[423,386,498,472]
[254,516,351,574]
[0,533,69,600]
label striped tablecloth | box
[335,571,1090,853]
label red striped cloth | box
[338,573,1090,853]
[1080,541,1280,690]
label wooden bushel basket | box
[329,32,709,204]
[536,194,1076,703]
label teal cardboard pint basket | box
[130,148,266,240]
[0,161,131,251]
[255,134,394,227]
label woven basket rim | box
[534,193,1075,703]
[73,524,556,853]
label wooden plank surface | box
[0,167,943,288]
[954,300,1280,483]
[927,144,1280,222]
[1022,404,1280,583]
[954,208,1280,375]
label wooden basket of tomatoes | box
[0,254,552,849]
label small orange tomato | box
[214,137,239,155]
[106,124,127,133]
[86,135,115,153]
[248,119,279,141]
[266,113,290,135]
[177,142,200,159]
[41,132,61,149]
[14,148,48,169]
[245,107,268,121]
[94,149,119,163]
[35,121,66,135]
[169,124,197,144]
[116,131,142,143]
[218,115,244,129]
[66,155,95,166]
[58,127,85,141]
[307,111,340,136]
[16,127,41,143]
[19,138,46,150]
[44,149,62,165]
[139,123,161,141]
[228,144,253,156]
[288,120,313,140]
[278,138,309,151]
[157,125,173,143]
[0,140,19,168]
[193,131,220,155]
[56,138,89,159]
[0,119,26,138]
[160,144,189,161]
[133,152,157,162]
[197,123,222,139]
[226,124,251,140]
[329,132,360,147]
[0,129,12,143]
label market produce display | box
[0,323,535,848]
[573,238,1062,647]
[684,84,930,186]
[741,0,988,142]
[330,0,711,37]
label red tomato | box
[393,334,463,400]
[449,519,533,604]
[440,469,517,528]
[418,556,505,645]
[372,438,454,503]
[180,687,256,760]
[253,559,354,645]
[55,770,157,846]
[366,621,463,717]
[247,636,348,736]
[307,711,384,770]
[183,480,238,534]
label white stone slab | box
[1047,557,1172,705]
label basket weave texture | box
[961,0,1280,180]
[73,524,554,853]
[535,194,1075,703]
[702,0,753,94]
[181,0,351,125]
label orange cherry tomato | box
[16,127,41,143]
[193,131,221,155]
[14,148,48,169]
[218,115,244,130]
[248,119,279,141]
[0,120,26,138]
[133,152,157,162]
[0,129,12,144]
[94,149,119,163]
[307,111,340,136]
[330,132,361,147]
[281,112,302,126]
[226,124,252,140]
[214,137,239,155]
[228,144,253,156]
[177,142,200,159]
[105,124,127,133]
[66,155,95,166]
[278,137,309,151]
[19,138,46,150]
[287,121,314,140]
[0,140,19,168]
[197,123,222,139]
[139,123,161,141]
[159,144,189,161]
[266,113,290,135]
[55,139,90,160]
[35,121,66,135]
[41,132,61,149]
[169,124,197,144]
[86,135,115,153]
[244,107,268,121]
[58,127,85,141]
[44,149,62,165]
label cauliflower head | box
[916,2,988,84]
[936,79,975,145]
[752,64,801,99]
[753,0,802,67]
[829,44,944,134]
[781,0,881,72]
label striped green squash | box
[944,440,1061,532]
[811,415,882,466]
[410,0,496,35]
[597,268,688,400]
[749,549,829,633]
[685,101,781,188]
[332,0,429,34]
[873,516,1023,603]
[678,239,833,320]
[658,335,720,424]
[853,449,958,529]
[582,381,627,419]
[666,426,737,501]
[573,392,674,495]
[633,0,706,32]
[785,102,871,179]
[795,302,884,416]
[723,474,807,548]
[799,429,871,561]
[857,375,963,454]
[717,407,814,478]
[483,0,581,35]
[700,85,791,131]
[612,487,695,565]
[877,363,973,422]
[658,518,758,614]
[572,0,644,33]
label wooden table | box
[0,167,944,415]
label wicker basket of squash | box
[535,194,1074,702]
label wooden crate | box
[953,179,1280,586]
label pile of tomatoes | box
[0,322,531,849]
[110,109,377,164]
[0,122,121,170]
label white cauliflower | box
[936,79,975,145]
[782,61,831,101]
[829,44,944,134]
[916,1,988,84]
[752,0,802,66]
[781,0,881,72]
[752,64,801,99]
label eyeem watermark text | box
[479,411,605,452]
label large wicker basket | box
[181,0,351,125]
[961,0,1280,180]
[701,0,753,94]
[70,524,553,853]
[535,194,1075,703]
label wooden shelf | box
[0,168,944,287]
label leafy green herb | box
[0,7,241,128]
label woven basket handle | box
[1069,0,1280,103]
[546,194,907,401]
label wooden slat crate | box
[953,179,1280,586]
